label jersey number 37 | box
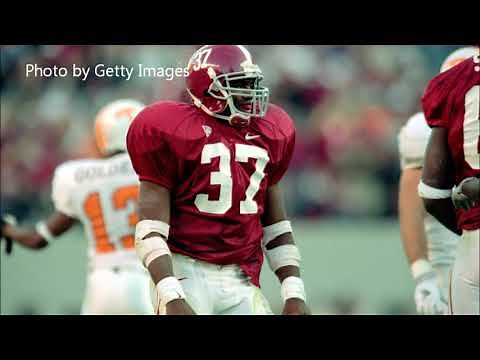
[194,143,269,215]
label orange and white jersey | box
[51,152,141,270]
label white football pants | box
[82,265,154,315]
[152,253,273,315]
[449,229,479,315]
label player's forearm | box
[275,265,301,282]
[148,256,175,283]
[419,126,460,235]
[267,233,302,281]
[261,223,307,306]
[135,209,188,311]
[136,228,188,313]
[399,215,428,264]
[142,233,175,284]
[260,185,306,302]
[3,225,48,249]
[398,171,429,264]
[137,216,174,283]
[423,198,461,235]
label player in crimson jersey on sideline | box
[397,47,478,315]
[419,46,480,314]
[127,45,310,315]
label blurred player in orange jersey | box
[419,46,480,314]
[0,99,154,315]
[398,47,477,315]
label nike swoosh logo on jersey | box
[245,133,260,140]
[178,277,187,281]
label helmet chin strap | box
[229,116,250,127]
[187,88,220,116]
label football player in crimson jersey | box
[0,100,154,314]
[127,45,310,315]
[398,47,477,315]
[419,46,480,314]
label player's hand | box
[165,299,196,315]
[414,273,448,315]
[452,177,478,210]
[0,214,17,255]
[282,298,311,315]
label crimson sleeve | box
[269,128,296,186]
[126,107,178,190]
[421,74,450,128]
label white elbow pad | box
[418,180,452,199]
[264,244,301,272]
[135,220,171,268]
[135,220,170,241]
[262,220,293,247]
[262,221,300,272]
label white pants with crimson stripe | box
[151,253,273,315]
[449,229,479,315]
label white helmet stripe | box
[236,45,253,62]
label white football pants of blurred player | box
[152,253,273,315]
[434,265,451,304]
[82,265,154,315]
[450,229,479,315]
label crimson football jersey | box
[422,54,480,231]
[126,101,295,286]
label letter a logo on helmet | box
[186,45,270,127]
[94,99,145,156]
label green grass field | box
[1,218,415,315]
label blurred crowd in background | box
[1,45,460,221]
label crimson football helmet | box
[440,46,478,73]
[186,45,269,126]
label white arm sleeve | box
[51,163,77,218]
[398,112,432,170]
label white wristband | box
[281,276,306,303]
[418,180,452,199]
[35,221,55,243]
[156,276,186,308]
[411,259,433,280]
